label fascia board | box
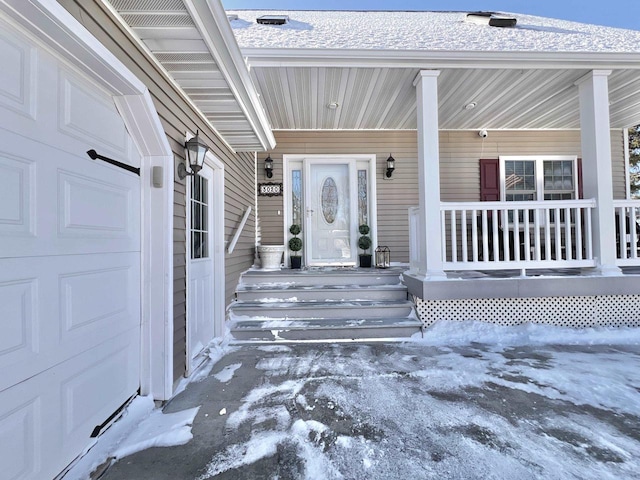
[242,48,640,70]
[184,0,276,151]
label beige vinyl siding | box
[61,1,257,383]
[262,130,627,263]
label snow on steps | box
[229,268,423,342]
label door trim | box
[283,154,378,266]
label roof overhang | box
[104,0,275,152]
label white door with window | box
[187,163,215,371]
[304,161,358,265]
[285,155,377,267]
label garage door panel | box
[0,395,41,480]
[58,68,134,163]
[0,277,37,362]
[0,331,139,480]
[0,23,36,120]
[0,152,35,237]
[0,253,140,393]
[0,128,140,258]
[58,169,135,239]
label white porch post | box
[576,70,621,275]
[414,70,445,278]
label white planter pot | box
[257,245,285,270]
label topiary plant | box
[358,224,371,254]
[288,224,302,256]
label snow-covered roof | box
[228,10,640,53]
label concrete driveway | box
[96,324,640,480]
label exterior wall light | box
[386,154,395,178]
[264,155,274,178]
[178,131,209,180]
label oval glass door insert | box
[321,177,338,224]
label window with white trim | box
[501,156,578,202]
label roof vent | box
[465,12,517,28]
[256,15,289,25]
[227,14,238,22]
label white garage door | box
[0,19,141,480]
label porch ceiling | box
[248,65,640,131]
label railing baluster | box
[471,209,479,262]
[554,207,561,260]
[564,207,572,260]
[481,210,489,262]
[533,208,541,261]
[502,208,510,262]
[586,207,593,260]
[441,210,447,264]
[461,209,468,262]
[632,206,638,259]
[492,209,499,262]
[450,210,457,263]
[524,208,531,261]
[575,206,583,261]
[621,206,628,260]
[514,207,520,262]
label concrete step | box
[235,284,408,302]
[229,300,415,320]
[239,268,403,287]
[229,317,424,341]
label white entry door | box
[304,161,358,266]
[187,163,215,372]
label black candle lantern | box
[375,246,390,268]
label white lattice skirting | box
[413,295,640,328]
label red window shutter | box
[577,158,583,199]
[479,158,500,201]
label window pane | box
[201,232,208,258]
[201,204,208,232]
[292,170,302,226]
[358,169,368,225]
[505,160,536,200]
[543,160,574,197]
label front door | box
[304,160,359,266]
[187,163,214,372]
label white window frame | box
[499,155,579,202]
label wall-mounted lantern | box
[264,155,274,178]
[178,131,209,180]
[386,154,395,178]
[375,246,391,268]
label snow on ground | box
[228,10,640,52]
[195,321,640,479]
[63,397,198,480]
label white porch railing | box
[614,200,640,266]
[408,200,599,274]
[440,200,596,271]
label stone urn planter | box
[257,245,285,270]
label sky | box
[222,0,640,32]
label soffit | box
[106,0,273,151]
[248,65,640,131]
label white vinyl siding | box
[261,130,626,263]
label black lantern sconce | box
[375,246,391,268]
[264,155,274,178]
[178,131,209,180]
[385,154,395,178]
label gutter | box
[241,48,640,70]
[184,0,276,151]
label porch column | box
[576,70,621,275]
[414,70,445,278]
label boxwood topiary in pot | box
[358,224,372,268]
[288,224,302,269]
